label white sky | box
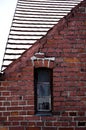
[0,0,17,70]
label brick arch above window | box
[30,52,55,68]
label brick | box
[36,122,44,126]
[0,112,2,116]
[28,122,36,126]
[25,116,40,121]
[11,112,19,116]
[53,122,62,126]
[42,60,49,68]
[11,102,18,106]
[49,61,55,68]
[54,102,61,106]
[78,112,85,116]
[74,117,86,121]
[47,48,55,52]
[9,117,23,121]
[35,53,45,58]
[47,38,53,44]
[79,7,85,13]
[41,116,57,121]
[45,122,53,126]
[3,122,11,126]
[0,128,8,130]
[1,82,10,87]
[7,107,22,111]
[19,111,27,115]
[34,60,52,68]
[78,122,86,126]
[12,122,20,126]
[2,92,10,96]
[3,102,10,106]
[59,117,72,122]
[42,128,57,130]
[23,106,34,111]
[69,112,77,116]
[69,122,76,126]
[64,58,79,63]
[34,60,42,67]
[53,92,60,97]
[27,111,34,115]
[18,101,26,105]
[59,128,74,130]
[75,128,86,130]
[0,0,86,130]
[0,107,5,111]
[9,127,24,130]
[0,87,6,91]
[26,127,41,130]
[21,121,27,126]
[61,122,69,126]
[0,102,2,106]
[3,112,10,116]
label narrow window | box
[34,68,52,115]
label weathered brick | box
[0,0,86,130]
[1,82,10,87]
[78,122,86,126]
[11,112,19,116]
[64,58,79,63]
[0,128,8,130]
[69,112,77,116]
[34,60,42,67]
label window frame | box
[34,67,53,115]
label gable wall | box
[0,1,86,130]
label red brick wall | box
[0,1,86,130]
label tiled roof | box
[1,0,83,71]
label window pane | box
[37,96,51,111]
[37,83,50,96]
[34,68,52,113]
[37,82,51,111]
[37,69,51,82]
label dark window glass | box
[34,68,52,113]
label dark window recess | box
[78,122,86,126]
[34,68,52,114]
